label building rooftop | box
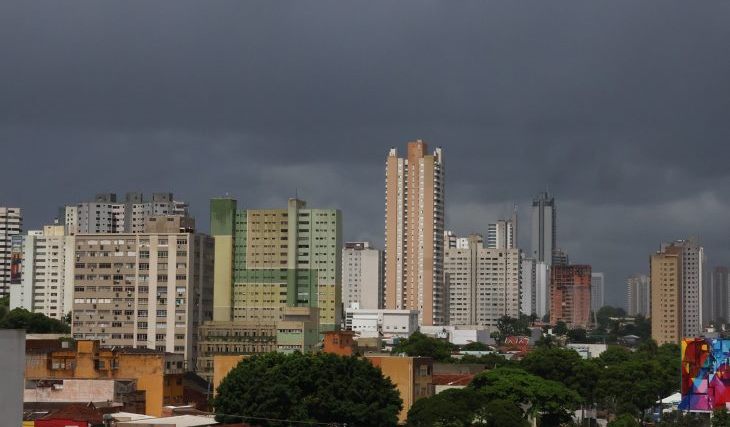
[117,415,218,427]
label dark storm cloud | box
[2,0,730,305]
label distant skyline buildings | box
[627,274,650,317]
[0,207,22,296]
[707,266,729,325]
[342,242,383,310]
[549,264,592,329]
[487,208,517,250]
[591,272,604,313]
[531,192,556,267]
[384,141,446,326]
[58,192,189,235]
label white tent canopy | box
[658,392,682,404]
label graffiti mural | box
[680,338,730,411]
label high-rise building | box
[660,238,704,336]
[71,216,214,369]
[342,242,383,310]
[552,248,569,266]
[487,208,517,249]
[444,234,521,327]
[61,192,189,235]
[385,141,445,326]
[708,266,729,324]
[520,257,549,318]
[549,265,591,329]
[627,274,650,317]
[9,225,75,320]
[591,272,605,312]
[650,250,681,345]
[531,192,555,266]
[209,198,342,329]
[0,207,22,296]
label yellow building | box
[366,355,434,423]
[25,340,173,416]
[651,249,682,345]
[212,354,248,394]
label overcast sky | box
[2,1,729,307]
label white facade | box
[487,209,517,250]
[661,238,704,336]
[531,192,555,266]
[10,226,75,320]
[342,242,383,310]
[420,325,492,345]
[591,272,605,312]
[535,261,549,319]
[627,274,650,317]
[566,343,608,359]
[0,207,22,296]
[344,308,419,338]
[520,257,535,316]
[445,235,521,328]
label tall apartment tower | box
[591,272,605,312]
[444,234,521,327]
[521,257,549,318]
[342,242,383,310]
[549,264,592,329]
[208,197,342,330]
[531,192,555,266]
[71,216,214,368]
[0,207,22,296]
[627,274,650,317]
[650,251,682,345]
[61,192,189,235]
[9,226,75,320]
[709,266,729,324]
[385,141,445,326]
[487,207,518,249]
[659,238,704,336]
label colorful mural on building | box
[680,338,730,411]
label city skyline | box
[3,1,730,308]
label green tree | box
[596,306,627,330]
[407,388,484,427]
[214,352,402,426]
[477,399,529,427]
[607,413,640,427]
[567,328,588,343]
[470,367,580,426]
[520,347,583,391]
[0,308,70,333]
[461,341,489,351]
[713,408,730,427]
[553,321,568,335]
[391,332,456,361]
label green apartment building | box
[197,198,342,378]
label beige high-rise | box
[650,249,682,345]
[385,141,445,325]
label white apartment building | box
[9,226,75,320]
[0,207,22,296]
[342,242,383,310]
[627,274,650,317]
[521,258,550,319]
[487,209,517,250]
[344,307,419,338]
[591,272,605,312]
[445,234,521,328]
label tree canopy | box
[214,352,402,426]
[0,308,70,333]
[391,331,456,361]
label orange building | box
[366,355,434,423]
[549,265,592,329]
[25,340,180,416]
[322,331,356,356]
[212,354,248,395]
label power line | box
[199,410,346,426]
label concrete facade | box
[444,234,521,328]
[344,307,419,338]
[591,272,605,312]
[657,238,704,337]
[10,225,75,320]
[366,355,434,424]
[0,207,22,295]
[651,250,682,345]
[342,242,383,310]
[0,329,24,426]
[531,192,555,267]
[627,274,650,317]
[71,219,214,368]
[550,265,592,328]
[385,141,446,326]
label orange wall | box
[367,356,433,423]
[212,355,248,395]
